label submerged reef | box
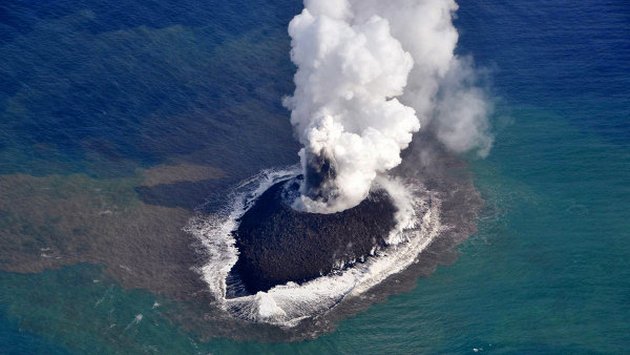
[231,177,397,295]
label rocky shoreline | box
[230,177,398,295]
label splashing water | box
[187,168,443,326]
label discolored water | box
[0,0,629,353]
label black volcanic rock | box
[230,178,398,295]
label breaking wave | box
[186,167,443,327]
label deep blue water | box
[0,0,629,353]
[457,1,630,145]
[0,309,69,355]
[0,0,301,179]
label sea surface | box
[1,0,629,353]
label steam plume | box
[285,0,492,213]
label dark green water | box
[1,0,628,353]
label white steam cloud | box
[284,0,492,213]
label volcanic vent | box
[227,176,398,296]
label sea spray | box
[187,168,442,325]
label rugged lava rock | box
[230,178,397,295]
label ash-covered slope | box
[231,178,397,295]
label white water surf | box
[186,167,443,327]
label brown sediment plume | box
[0,133,484,342]
[0,163,225,301]
[139,163,224,187]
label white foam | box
[186,167,442,327]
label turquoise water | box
[1,0,629,353]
